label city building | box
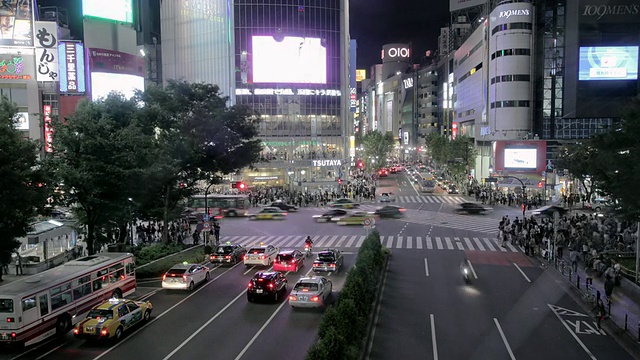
[233,0,351,190]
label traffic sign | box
[203,214,210,221]
[196,223,204,231]
[541,171,546,177]
[363,218,372,226]
[485,177,498,183]
[203,222,210,230]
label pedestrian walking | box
[15,254,22,275]
[213,221,221,244]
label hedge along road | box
[76,254,358,360]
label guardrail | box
[551,258,640,342]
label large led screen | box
[82,0,133,23]
[252,36,326,84]
[579,46,638,81]
[504,148,537,169]
[91,72,144,101]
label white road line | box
[464,238,475,250]
[467,260,478,279]
[513,263,531,283]
[406,236,413,249]
[483,237,496,251]
[435,237,443,250]
[424,258,430,277]
[416,236,423,249]
[473,237,486,251]
[386,236,393,248]
[493,318,516,360]
[426,237,433,249]
[356,236,366,248]
[445,237,453,250]
[455,238,464,250]
[93,264,240,360]
[430,314,439,360]
[547,304,598,359]
[345,235,357,248]
[34,340,72,360]
[396,236,403,249]
[243,265,257,276]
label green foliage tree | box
[46,94,154,254]
[556,143,598,206]
[0,97,48,279]
[361,130,395,171]
[424,133,477,177]
[135,81,262,242]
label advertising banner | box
[450,0,485,12]
[0,46,34,81]
[382,43,410,63]
[0,0,34,47]
[82,0,134,23]
[356,69,366,82]
[350,39,357,112]
[89,48,146,76]
[494,140,547,172]
[34,21,59,82]
[43,104,53,153]
[14,112,28,130]
[58,41,86,93]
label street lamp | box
[127,198,134,246]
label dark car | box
[454,202,492,215]
[247,271,288,302]
[209,243,246,265]
[374,205,406,218]
[312,249,344,273]
[447,185,459,194]
[531,205,568,218]
[269,201,298,212]
[312,209,347,222]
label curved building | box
[234,0,350,189]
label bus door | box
[21,295,39,325]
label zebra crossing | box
[394,195,467,204]
[400,210,497,234]
[217,234,522,253]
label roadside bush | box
[135,245,206,278]
[134,243,187,266]
[306,230,386,360]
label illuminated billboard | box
[91,72,144,101]
[579,46,638,81]
[58,42,86,93]
[0,0,34,47]
[356,69,367,82]
[252,36,326,84]
[504,148,537,169]
[82,0,133,23]
[494,140,547,172]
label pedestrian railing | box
[551,258,640,342]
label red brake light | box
[399,208,406,212]
[73,328,79,334]
[259,255,265,260]
[329,263,336,267]
[6,317,14,323]
[182,275,187,282]
[268,283,274,289]
[243,255,247,260]
[248,282,253,288]
[11,332,16,338]
[162,274,167,281]
[310,296,319,302]
[291,260,296,264]
[224,255,231,259]
[101,329,108,336]
[313,263,319,267]
[289,295,297,301]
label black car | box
[269,201,298,212]
[531,205,568,218]
[209,243,246,265]
[447,185,459,194]
[312,249,344,273]
[454,202,492,215]
[374,205,406,218]
[247,271,288,302]
[312,209,347,222]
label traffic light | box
[338,178,343,185]
[357,160,364,169]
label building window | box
[491,74,530,84]
[491,48,530,60]
[490,100,530,109]
[491,22,532,36]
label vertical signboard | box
[349,39,357,112]
[58,42,86,93]
[34,21,59,82]
[43,105,53,153]
[0,0,34,47]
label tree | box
[135,81,262,242]
[424,134,477,177]
[361,130,395,171]
[46,94,155,254]
[556,142,598,206]
[0,97,48,280]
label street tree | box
[46,94,155,254]
[424,132,448,164]
[0,97,49,280]
[136,81,262,243]
[556,142,598,206]
[361,130,395,171]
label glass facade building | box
[233,0,350,189]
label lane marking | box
[93,263,241,360]
[467,260,478,279]
[548,304,598,359]
[430,314,439,360]
[34,340,72,360]
[424,258,430,277]
[513,263,531,283]
[493,318,516,360]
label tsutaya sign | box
[312,159,342,167]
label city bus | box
[0,252,136,347]
[186,194,251,218]
[417,172,437,193]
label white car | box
[162,263,210,291]
[244,244,279,267]
[378,192,396,202]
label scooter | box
[462,266,471,283]
[304,244,312,257]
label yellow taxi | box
[248,207,287,220]
[73,298,153,341]
[332,211,374,225]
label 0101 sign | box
[387,47,410,58]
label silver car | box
[162,263,211,291]
[289,276,333,308]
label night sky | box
[37,0,450,69]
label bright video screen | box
[252,36,327,84]
[91,72,144,101]
[82,0,134,23]
[579,46,638,81]
[504,148,537,169]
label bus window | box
[73,275,92,300]
[97,268,109,287]
[109,263,124,283]
[22,296,36,311]
[50,284,72,311]
[0,299,14,313]
[38,294,49,316]
[126,262,135,275]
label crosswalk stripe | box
[272,236,287,247]
[464,238,474,250]
[335,235,349,247]
[493,238,508,252]
[436,237,443,250]
[315,235,331,247]
[386,236,394,248]
[406,236,413,249]
[236,235,251,243]
[455,237,464,250]
[283,235,297,248]
[483,238,496,251]
[355,236,365,248]
[228,236,242,241]
[427,237,433,249]
[473,237,486,251]
[324,235,339,248]
[345,235,358,248]
[396,236,403,249]
[425,196,435,203]
[505,241,518,252]
[416,236,423,249]
[445,237,454,250]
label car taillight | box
[329,263,336,267]
[182,275,187,282]
[6,317,14,323]
[162,274,166,281]
[224,255,231,259]
[101,329,108,336]
[399,208,406,212]
[243,255,247,260]
[73,328,79,334]
[289,295,297,301]
[11,332,16,339]
[247,282,253,288]
[291,260,296,264]
[305,245,310,249]
[310,296,319,302]
[313,263,319,267]
[268,283,274,289]
[259,255,265,260]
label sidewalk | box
[550,255,640,346]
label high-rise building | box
[159,0,235,101]
[233,0,351,190]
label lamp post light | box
[127,198,134,246]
